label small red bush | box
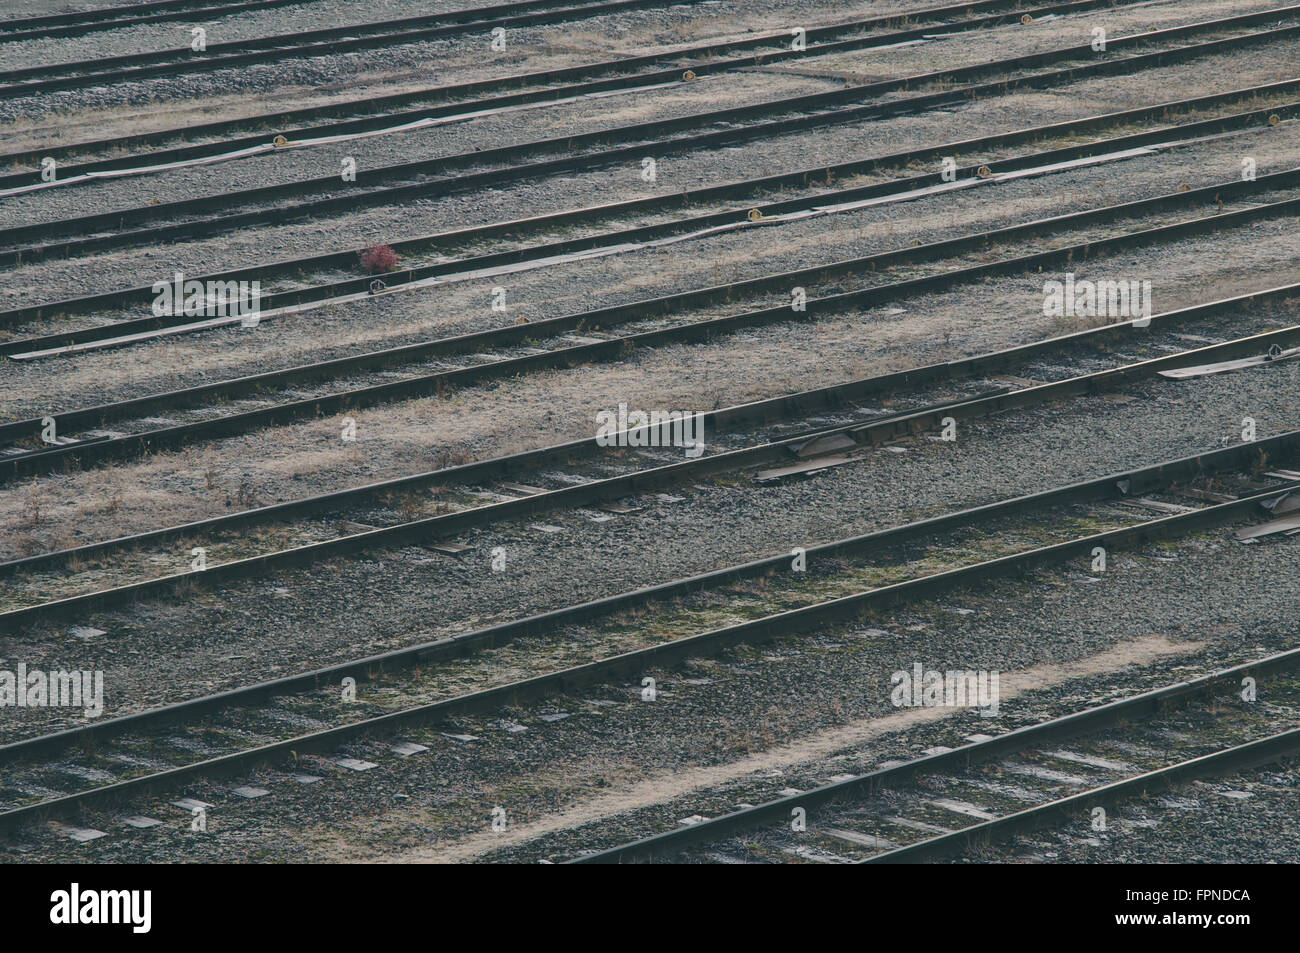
[359,244,399,274]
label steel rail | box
[3,432,1289,765]
[863,728,1300,863]
[3,280,1294,590]
[3,457,1296,832]
[4,311,1299,632]
[6,102,1292,355]
[5,9,1297,265]
[0,0,1141,191]
[0,0,239,29]
[0,0,1144,169]
[2,175,1296,483]
[570,650,1300,863]
[6,87,1294,334]
[0,0,333,41]
[0,0,706,96]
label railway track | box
[3,430,1297,838]
[0,0,332,42]
[3,280,1298,632]
[569,652,1300,863]
[0,0,705,98]
[3,171,1296,482]
[5,0,1299,870]
[0,0,1148,191]
[6,81,1296,334]
[6,6,1298,265]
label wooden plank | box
[499,482,548,495]
[794,432,857,458]
[1158,346,1300,379]
[1236,513,1300,541]
[1175,487,1236,503]
[1119,498,1197,514]
[430,542,472,554]
[755,453,854,482]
